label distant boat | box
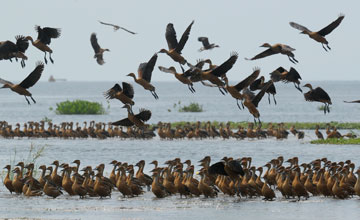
[48,75,67,82]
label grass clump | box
[55,100,106,115]
[179,102,204,112]
[311,138,360,145]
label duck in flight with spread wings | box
[246,43,298,64]
[98,20,137,34]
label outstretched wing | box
[317,14,345,36]
[139,53,158,83]
[158,66,176,74]
[136,109,152,122]
[90,33,100,54]
[198,37,210,47]
[104,83,122,100]
[246,48,277,60]
[0,78,14,86]
[235,68,261,91]
[288,67,302,80]
[122,82,134,99]
[289,22,311,32]
[19,62,44,89]
[252,81,273,107]
[176,20,194,54]
[165,23,178,51]
[112,118,134,126]
[313,87,331,103]
[228,160,245,176]
[344,100,360,103]
[210,52,238,77]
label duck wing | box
[289,22,311,32]
[210,52,238,77]
[165,23,178,51]
[111,118,134,127]
[252,81,273,107]
[235,68,260,91]
[0,78,14,86]
[208,162,227,176]
[317,14,345,36]
[36,26,61,45]
[90,33,101,54]
[122,82,134,99]
[246,48,277,60]
[104,83,122,100]
[198,37,210,47]
[135,109,152,122]
[227,160,245,176]
[19,62,44,89]
[15,35,29,53]
[139,53,158,83]
[176,20,194,54]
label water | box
[0,81,360,219]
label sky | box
[0,0,359,82]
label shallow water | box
[1,81,360,219]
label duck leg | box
[44,52,48,64]
[24,96,31,105]
[190,84,196,93]
[288,56,296,64]
[30,96,36,104]
[273,94,277,105]
[218,87,226,95]
[187,84,195,93]
[151,91,159,99]
[49,53,54,64]
[327,104,330,113]
[21,59,25,68]
[322,44,328,52]
[326,44,331,50]
[295,83,302,93]
[268,93,271,104]
[323,104,327,114]
[236,99,242,110]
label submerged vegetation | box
[55,100,106,115]
[158,121,360,130]
[311,138,360,145]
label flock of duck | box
[0,120,356,140]
[3,156,360,200]
[1,14,358,127]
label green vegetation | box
[42,116,52,123]
[153,121,360,130]
[178,102,204,112]
[55,100,106,115]
[311,138,360,145]
[1,143,47,180]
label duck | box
[12,167,24,194]
[261,180,276,201]
[72,173,87,199]
[127,53,158,99]
[303,83,332,114]
[159,21,194,65]
[246,43,298,64]
[25,26,61,64]
[270,67,302,92]
[158,66,195,93]
[94,173,112,198]
[90,33,110,65]
[290,14,345,51]
[0,62,44,104]
[0,35,29,67]
[104,82,134,105]
[3,165,15,194]
[198,37,219,52]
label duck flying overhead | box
[127,53,159,99]
[90,33,110,65]
[104,82,135,106]
[0,61,44,104]
[26,26,61,64]
[0,35,29,68]
[270,67,302,92]
[158,66,195,93]
[303,83,332,114]
[98,20,137,34]
[159,21,194,65]
[198,37,219,52]
[246,43,298,64]
[290,14,345,51]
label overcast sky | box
[1,0,358,82]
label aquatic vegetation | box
[55,100,106,115]
[178,102,204,112]
[311,138,360,145]
[1,143,47,180]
